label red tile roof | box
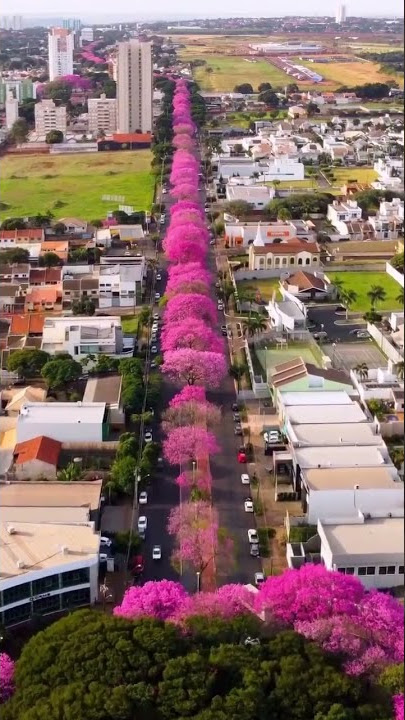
[284,270,327,291]
[14,436,62,467]
[29,267,62,284]
[25,285,62,305]
[111,132,152,143]
[252,240,320,255]
[0,229,44,240]
[9,314,46,335]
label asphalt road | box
[307,304,365,342]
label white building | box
[217,156,304,182]
[41,316,129,358]
[88,94,117,135]
[16,402,107,445]
[48,27,74,81]
[98,262,145,309]
[327,199,362,232]
[0,78,36,104]
[80,27,94,44]
[374,157,404,188]
[5,92,18,129]
[0,521,100,626]
[335,1,347,23]
[368,198,404,240]
[225,185,274,210]
[224,219,314,248]
[34,99,67,137]
[116,40,152,134]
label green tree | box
[0,246,29,262]
[340,288,358,319]
[7,348,49,379]
[53,222,66,235]
[229,362,247,391]
[390,252,404,273]
[9,118,29,144]
[57,461,82,482]
[367,284,387,310]
[354,362,369,380]
[121,377,144,414]
[45,80,72,104]
[242,315,267,338]
[45,129,64,144]
[110,455,137,493]
[396,287,404,305]
[91,354,119,374]
[1,218,27,231]
[258,90,279,106]
[233,83,254,94]
[277,207,292,221]
[71,296,96,316]
[38,251,61,267]
[41,354,82,388]
[258,82,272,92]
[116,432,139,459]
[119,357,143,378]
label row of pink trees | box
[159,79,230,581]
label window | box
[366,567,375,575]
[3,582,31,607]
[33,594,61,616]
[61,568,89,588]
[282,257,287,266]
[387,566,396,574]
[290,257,295,265]
[379,566,396,575]
[298,258,303,265]
[399,566,404,574]
[4,602,31,626]
[32,575,59,596]
[338,567,355,575]
[62,587,90,609]
[305,258,311,265]
[358,566,375,576]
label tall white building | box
[35,100,67,137]
[48,27,74,81]
[116,40,152,134]
[88,93,117,134]
[5,92,19,129]
[80,27,94,44]
[336,2,347,23]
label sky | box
[3,1,404,19]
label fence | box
[367,323,403,365]
[386,261,404,289]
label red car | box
[130,555,144,576]
[237,450,247,463]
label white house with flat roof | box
[0,521,100,626]
[41,316,132,358]
[287,422,381,448]
[225,185,274,210]
[16,402,108,445]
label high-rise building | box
[116,40,152,135]
[0,78,36,104]
[48,28,74,82]
[0,15,23,30]
[336,2,347,23]
[62,18,81,31]
[35,99,67,137]
[88,94,117,135]
[80,27,94,45]
[5,92,19,129]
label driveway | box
[307,304,365,342]
[323,342,387,371]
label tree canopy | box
[7,349,49,379]
[2,610,391,720]
[41,354,82,388]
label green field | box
[328,272,403,312]
[329,167,378,185]
[186,54,292,92]
[121,315,139,334]
[237,278,282,302]
[298,58,404,89]
[256,343,322,372]
[0,150,154,221]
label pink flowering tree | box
[170,183,198,201]
[175,469,211,493]
[168,501,233,576]
[173,134,194,150]
[394,695,404,720]
[161,319,224,354]
[163,426,220,465]
[164,294,217,325]
[164,225,209,247]
[169,385,206,407]
[0,653,15,703]
[170,200,203,218]
[163,397,221,431]
[113,580,188,620]
[167,263,212,295]
[173,122,195,135]
[162,349,227,387]
[169,211,206,229]
[164,239,207,265]
[176,584,250,622]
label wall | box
[17,421,103,445]
[234,266,319,280]
[367,323,403,364]
[376,419,404,438]
[15,458,57,481]
[307,487,403,525]
[386,261,404,289]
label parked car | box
[151,345,158,354]
[232,403,239,412]
[150,360,158,369]
[210,239,216,245]
[221,325,227,336]
[233,412,241,422]
[313,331,328,341]
[154,292,161,301]
[241,473,250,485]
[264,430,280,444]
[152,545,162,560]
[144,431,153,444]
[234,425,243,436]
[248,529,259,544]
[138,491,148,505]
[217,302,224,311]
[244,498,254,513]
[100,536,112,548]
[153,313,160,321]
[99,553,108,562]
[238,450,247,463]
[356,330,371,339]
[156,273,162,281]
[137,516,147,533]
[250,544,260,557]
[254,572,265,586]
[130,554,144,576]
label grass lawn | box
[237,278,282,302]
[298,59,404,89]
[121,315,139,334]
[225,110,287,128]
[189,54,292,92]
[0,150,154,221]
[256,343,322,372]
[328,271,403,312]
[329,167,378,185]
[265,179,318,190]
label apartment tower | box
[48,28,74,81]
[116,40,152,134]
[335,2,347,23]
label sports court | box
[324,342,387,372]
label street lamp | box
[134,472,141,509]
[332,342,337,366]
[196,571,201,593]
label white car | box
[162,189,168,195]
[151,345,158,354]
[152,545,162,560]
[144,432,153,444]
[153,313,160,320]
[156,273,162,281]
[356,330,371,339]
[160,217,165,225]
[241,473,250,485]
[137,516,147,533]
[150,360,158,368]
[99,553,108,562]
[254,572,265,586]
[100,536,112,547]
[154,292,161,301]
[138,491,148,505]
[248,529,258,544]
[244,499,254,513]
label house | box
[0,229,45,248]
[16,402,108,445]
[281,271,330,300]
[224,220,314,249]
[29,267,62,285]
[267,298,307,334]
[217,157,304,182]
[350,366,404,404]
[40,241,68,262]
[279,391,368,423]
[299,142,323,161]
[12,435,62,480]
[323,139,351,160]
[374,157,403,188]
[248,236,320,273]
[8,314,45,337]
[58,217,88,234]
[0,521,100,626]
[62,272,99,307]
[327,200,363,232]
[41,316,133,358]
[225,185,274,210]
[0,264,30,284]
[368,198,404,240]
[24,285,63,313]
[0,479,102,515]
[288,106,307,119]
[288,515,404,589]
[83,374,124,428]
[271,357,353,396]
[98,263,144,309]
[2,386,47,416]
[0,285,26,314]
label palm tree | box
[237,287,256,317]
[367,285,387,311]
[57,462,82,482]
[332,277,345,300]
[243,314,268,338]
[229,363,247,392]
[396,361,404,380]
[340,288,358,320]
[354,362,369,381]
[271,179,281,197]
[222,281,235,307]
[396,288,404,306]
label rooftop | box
[0,522,99,581]
[281,391,354,407]
[304,466,401,491]
[18,402,106,426]
[1,506,91,525]
[320,517,404,563]
[83,375,122,405]
[25,285,62,305]
[13,436,62,466]
[272,357,350,388]
[0,480,102,511]
[8,314,45,335]
[251,239,320,255]
[5,386,47,414]
[284,271,327,292]
[290,423,382,447]
[294,445,389,469]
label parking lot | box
[307,305,364,342]
[324,342,387,372]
